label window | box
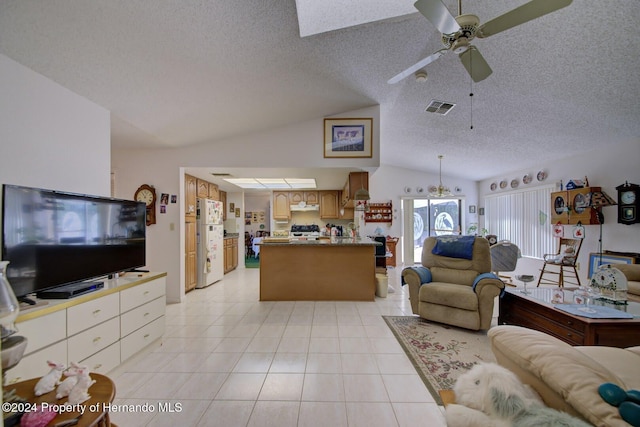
[484,186,555,258]
[404,198,462,263]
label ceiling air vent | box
[425,100,456,115]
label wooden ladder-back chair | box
[537,237,583,288]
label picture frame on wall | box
[323,118,373,158]
[469,205,476,214]
[479,207,485,216]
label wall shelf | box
[365,202,393,223]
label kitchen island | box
[258,237,381,301]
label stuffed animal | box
[67,366,96,405]
[33,360,66,396]
[445,362,591,427]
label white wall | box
[477,139,640,284]
[0,54,110,195]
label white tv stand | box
[6,272,166,385]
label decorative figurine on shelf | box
[56,362,82,399]
[67,365,96,405]
[33,360,66,396]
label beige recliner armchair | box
[402,236,505,331]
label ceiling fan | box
[388,0,572,84]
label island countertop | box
[259,237,380,301]
[259,237,382,246]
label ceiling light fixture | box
[415,70,428,82]
[223,178,317,190]
[428,155,454,198]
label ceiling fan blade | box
[477,0,572,38]
[414,0,460,35]
[388,49,449,84]
[459,46,492,82]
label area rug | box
[245,256,260,268]
[383,316,496,405]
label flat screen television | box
[2,184,146,299]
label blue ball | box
[599,383,627,407]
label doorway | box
[403,198,462,264]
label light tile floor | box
[110,266,448,426]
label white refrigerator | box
[196,198,224,288]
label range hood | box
[290,202,319,212]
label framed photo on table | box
[324,118,372,158]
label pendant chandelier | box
[428,155,453,198]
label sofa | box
[401,236,504,331]
[612,264,640,302]
[489,325,640,427]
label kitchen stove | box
[290,224,320,240]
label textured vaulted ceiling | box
[1,0,639,181]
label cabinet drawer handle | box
[93,336,102,343]
[566,321,573,325]
[143,291,150,296]
[144,312,150,317]
[143,333,150,339]
[93,364,102,370]
[92,309,101,316]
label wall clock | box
[616,182,639,225]
[135,184,157,226]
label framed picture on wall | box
[469,205,476,214]
[323,118,373,158]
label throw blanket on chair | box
[473,272,505,297]
[401,266,432,286]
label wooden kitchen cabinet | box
[232,238,238,270]
[208,182,220,201]
[220,190,227,220]
[320,190,339,219]
[185,174,197,219]
[185,218,197,292]
[197,179,209,198]
[341,172,368,208]
[551,187,601,224]
[305,191,319,204]
[224,237,238,273]
[273,191,291,220]
[290,191,319,205]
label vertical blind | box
[485,185,555,258]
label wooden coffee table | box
[3,373,115,427]
[498,287,640,348]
